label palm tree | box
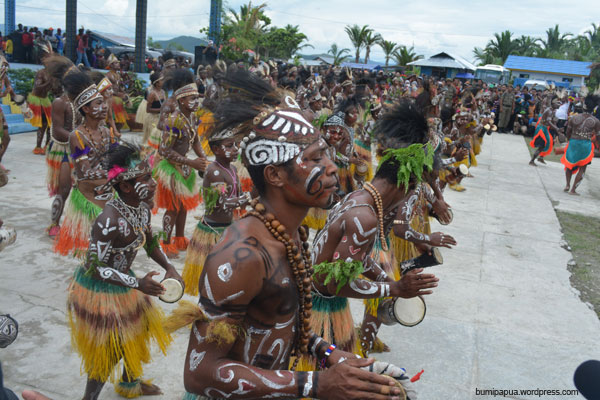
[485,30,519,63]
[514,35,540,57]
[363,31,382,64]
[327,43,351,66]
[472,47,497,65]
[344,24,371,63]
[536,24,571,58]
[378,40,398,67]
[227,2,270,36]
[393,45,422,66]
[584,23,600,48]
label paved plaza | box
[0,131,598,399]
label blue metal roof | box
[504,55,592,77]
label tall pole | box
[208,0,222,46]
[4,0,15,35]
[134,0,148,73]
[65,0,77,61]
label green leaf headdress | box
[377,143,434,191]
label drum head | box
[159,278,183,303]
[459,164,469,176]
[432,247,443,264]
[393,296,426,327]
[438,208,453,225]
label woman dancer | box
[153,73,207,258]
[143,72,165,145]
[54,71,118,256]
[105,54,128,131]
[44,55,81,237]
[529,96,560,166]
[67,143,181,400]
[29,67,53,154]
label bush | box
[7,68,37,95]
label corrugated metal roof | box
[408,52,475,71]
[504,55,592,77]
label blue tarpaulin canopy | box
[456,72,474,79]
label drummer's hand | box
[455,147,468,161]
[414,242,432,255]
[363,362,418,400]
[392,269,438,298]
[429,232,456,248]
[138,271,165,296]
[318,357,402,400]
[164,265,185,290]
[432,199,452,224]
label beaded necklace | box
[363,182,388,251]
[245,199,313,370]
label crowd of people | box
[1,43,600,400]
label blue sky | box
[5,0,599,63]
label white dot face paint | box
[217,263,233,282]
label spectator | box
[202,39,218,65]
[22,27,34,63]
[75,29,90,67]
[55,28,63,55]
[86,31,96,67]
[10,26,23,62]
[4,36,13,62]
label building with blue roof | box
[504,55,592,89]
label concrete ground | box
[1,131,598,399]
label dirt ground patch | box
[557,210,600,319]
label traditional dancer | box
[182,128,251,296]
[29,67,53,154]
[88,71,120,137]
[153,72,207,258]
[147,68,183,153]
[54,71,118,256]
[561,95,600,195]
[67,142,181,400]
[106,54,128,132]
[0,55,17,162]
[165,68,412,400]
[529,97,560,166]
[44,55,81,237]
[311,101,439,359]
[143,72,165,145]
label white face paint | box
[134,182,150,200]
[217,263,233,282]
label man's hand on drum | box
[391,268,438,298]
[428,232,457,248]
[431,198,452,224]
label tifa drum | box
[377,296,426,327]
[159,278,184,303]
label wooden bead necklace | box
[245,199,313,370]
[364,182,389,251]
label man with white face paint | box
[166,69,412,400]
[153,71,208,258]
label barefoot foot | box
[140,381,162,396]
[568,190,580,196]
[538,158,546,164]
[22,390,51,400]
[563,185,570,192]
[529,161,537,166]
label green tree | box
[484,30,519,63]
[147,36,162,49]
[344,24,371,63]
[378,39,398,67]
[514,35,540,57]
[363,30,382,64]
[393,45,422,66]
[536,24,572,58]
[327,43,351,66]
[260,24,312,59]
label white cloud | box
[7,0,599,63]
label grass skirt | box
[147,126,162,151]
[54,187,103,256]
[67,267,171,383]
[197,109,215,157]
[303,207,328,230]
[561,139,594,173]
[153,159,200,212]
[143,113,159,146]
[112,97,128,124]
[353,138,374,181]
[27,94,52,128]
[364,237,399,318]
[232,160,254,193]
[135,99,148,125]
[530,119,554,157]
[182,221,227,296]
[45,139,71,197]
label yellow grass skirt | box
[67,267,171,383]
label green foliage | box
[378,40,399,67]
[145,231,167,256]
[393,45,423,67]
[313,259,365,295]
[312,113,329,129]
[378,143,434,191]
[344,24,372,63]
[259,25,313,59]
[147,36,162,49]
[7,69,36,95]
[201,186,221,215]
[327,43,351,66]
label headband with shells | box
[174,83,199,100]
[74,84,103,111]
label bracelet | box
[320,344,336,369]
[393,219,408,225]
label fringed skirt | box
[153,159,200,212]
[182,221,228,296]
[67,267,171,383]
[112,97,128,124]
[27,94,52,128]
[364,237,399,318]
[135,99,148,125]
[303,207,328,231]
[143,113,159,146]
[561,139,594,173]
[147,126,162,152]
[530,121,554,157]
[45,139,71,197]
[53,187,103,257]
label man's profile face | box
[282,139,338,209]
